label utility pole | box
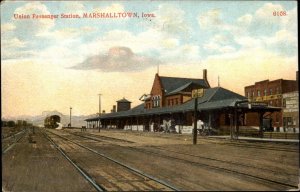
[98,94,102,116]
[69,107,72,127]
[193,97,198,145]
[98,94,102,133]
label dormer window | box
[152,95,161,108]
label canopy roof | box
[86,87,281,121]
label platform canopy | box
[85,87,281,122]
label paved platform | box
[209,135,299,143]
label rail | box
[68,131,298,189]
[41,130,105,192]
[46,129,180,191]
[2,129,27,154]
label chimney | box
[203,69,207,81]
[203,69,210,88]
[102,110,105,114]
[112,105,116,113]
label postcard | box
[1,0,298,191]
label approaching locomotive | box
[44,115,61,128]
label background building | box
[282,91,299,132]
[244,71,298,130]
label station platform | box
[208,135,299,143]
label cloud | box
[237,14,253,26]
[152,4,190,36]
[198,9,223,29]
[255,3,284,23]
[234,36,262,49]
[2,50,37,60]
[203,33,236,54]
[70,46,161,72]
[203,41,236,53]
[280,7,297,33]
[1,37,26,48]
[93,3,125,13]
[77,28,200,64]
[245,3,296,36]
[262,29,297,56]
[13,2,55,40]
[198,3,297,59]
[63,2,85,15]
[37,27,93,40]
[1,23,16,34]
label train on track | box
[44,115,61,128]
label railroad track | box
[2,129,26,141]
[206,139,299,153]
[2,129,27,154]
[73,130,299,153]
[67,131,299,190]
[44,129,180,191]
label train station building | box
[86,69,281,136]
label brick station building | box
[86,69,281,136]
[244,72,298,130]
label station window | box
[257,90,261,97]
[270,88,273,95]
[152,95,161,108]
[264,89,267,96]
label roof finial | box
[157,63,159,75]
[218,76,220,87]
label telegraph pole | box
[98,94,102,133]
[69,107,72,127]
[193,97,198,145]
[98,94,102,116]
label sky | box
[1,0,298,118]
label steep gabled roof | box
[207,87,245,102]
[166,82,194,96]
[159,76,209,95]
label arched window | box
[152,95,161,108]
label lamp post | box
[69,107,72,127]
